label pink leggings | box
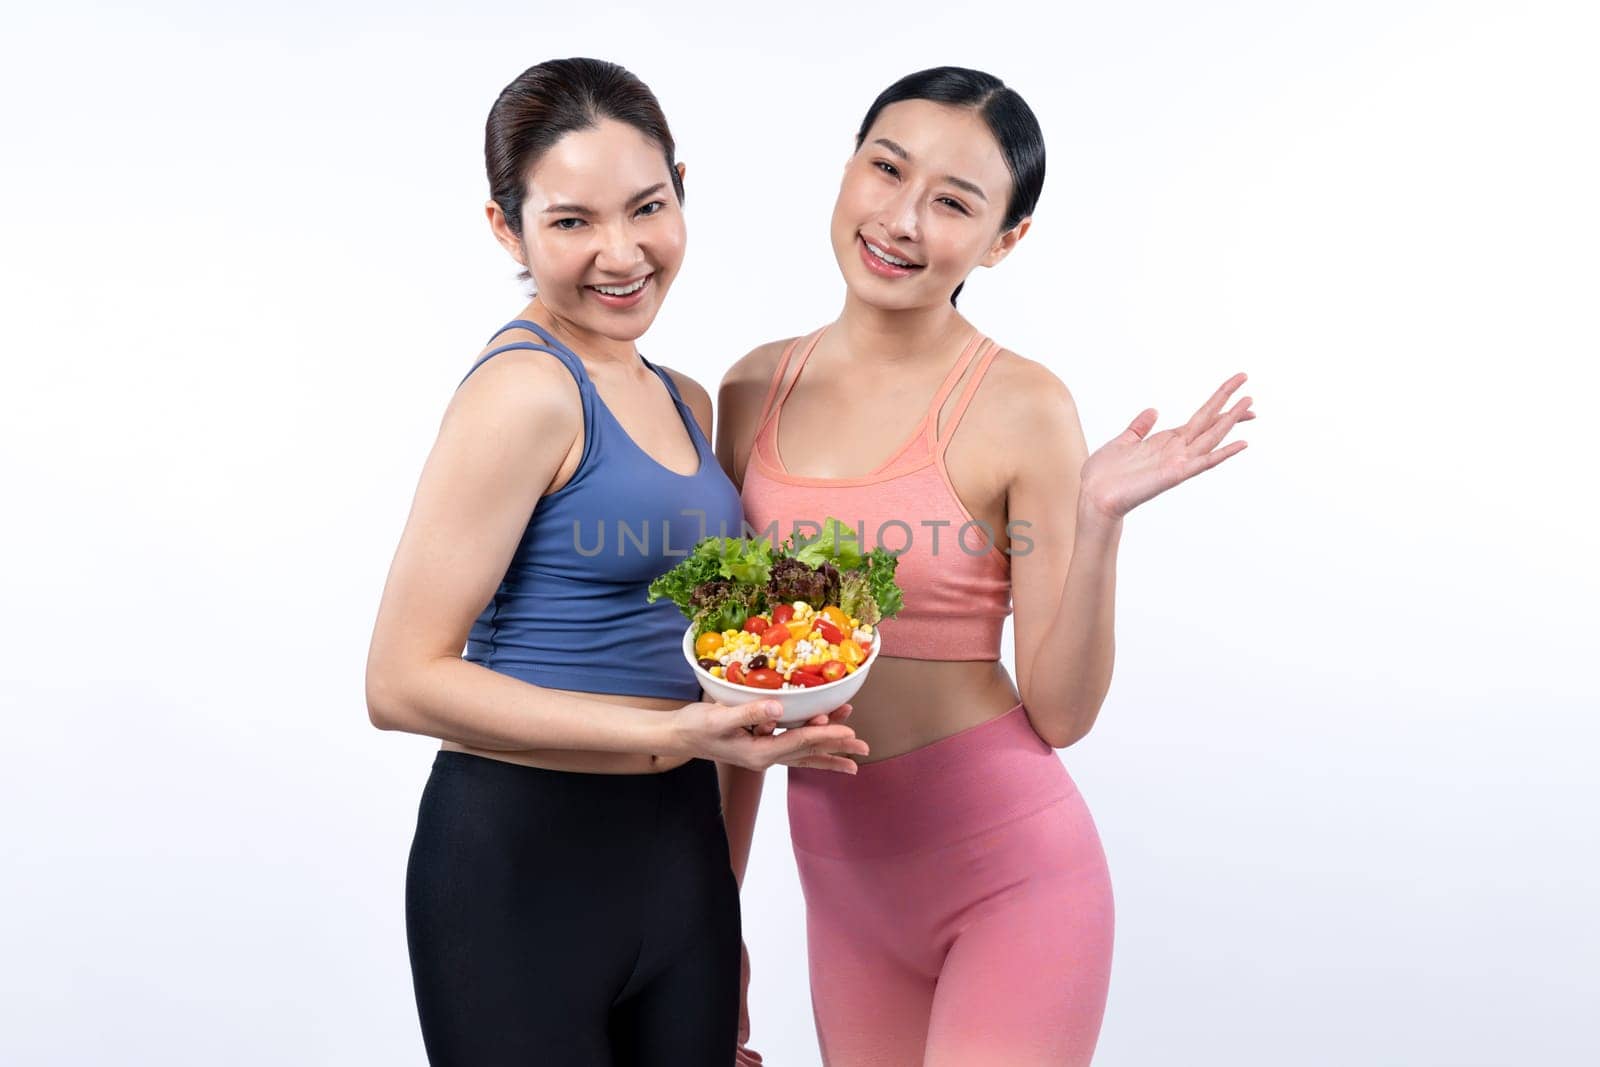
[787,703,1115,1066]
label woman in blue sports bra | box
[364,58,867,1065]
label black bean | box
[697,658,720,670]
[748,654,768,670]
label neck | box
[835,290,969,366]
[521,297,641,367]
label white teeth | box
[591,276,649,296]
[864,240,915,268]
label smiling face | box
[489,118,687,343]
[830,98,1028,311]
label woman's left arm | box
[1005,368,1118,749]
[1007,367,1254,748]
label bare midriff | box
[843,656,1023,764]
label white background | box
[3,1,1597,1064]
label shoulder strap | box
[755,328,827,430]
[458,341,589,390]
[639,354,687,407]
[458,319,592,390]
[915,331,986,446]
[932,338,1002,454]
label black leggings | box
[405,750,741,1066]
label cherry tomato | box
[815,618,844,645]
[771,603,796,625]
[726,661,746,686]
[820,660,847,682]
[745,668,784,690]
[760,624,790,647]
[694,632,724,657]
[743,616,770,635]
[789,671,828,688]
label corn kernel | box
[710,667,724,678]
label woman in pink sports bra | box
[716,67,1256,1066]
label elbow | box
[365,661,408,733]
[1028,704,1101,750]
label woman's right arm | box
[364,348,867,769]
[365,349,659,751]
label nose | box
[877,182,922,243]
[594,221,645,276]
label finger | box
[1190,396,1252,454]
[1183,439,1248,478]
[775,721,857,740]
[788,755,860,774]
[1180,373,1247,443]
[776,724,859,754]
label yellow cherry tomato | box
[779,637,797,662]
[839,639,865,666]
[785,619,811,641]
[822,606,852,632]
[695,632,724,657]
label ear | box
[676,160,687,185]
[980,217,1031,268]
[485,200,528,266]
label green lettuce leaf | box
[793,517,864,572]
[647,535,775,618]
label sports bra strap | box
[459,319,592,390]
[640,354,687,408]
[922,332,987,427]
[756,330,820,430]
[932,338,1002,453]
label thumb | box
[1124,408,1158,440]
[735,699,783,727]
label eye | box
[937,197,971,216]
[553,217,585,231]
[873,160,900,178]
[636,201,665,217]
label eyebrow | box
[872,137,989,203]
[541,182,670,216]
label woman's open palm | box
[1079,372,1256,519]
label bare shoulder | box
[720,337,793,395]
[658,365,714,436]
[980,347,1084,436]
[955,346,1088,488]
[446,343,583,432]
[714,337,796,487]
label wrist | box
[642,703,691,758]
[1076,494,1124,536]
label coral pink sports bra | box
[740,326,1012,661]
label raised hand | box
[1079,372,1255,520]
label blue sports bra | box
[457,319,743,701]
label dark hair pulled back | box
[854,66,1045,305]
[486,57,683,239]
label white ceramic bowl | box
[683,624,880,727]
